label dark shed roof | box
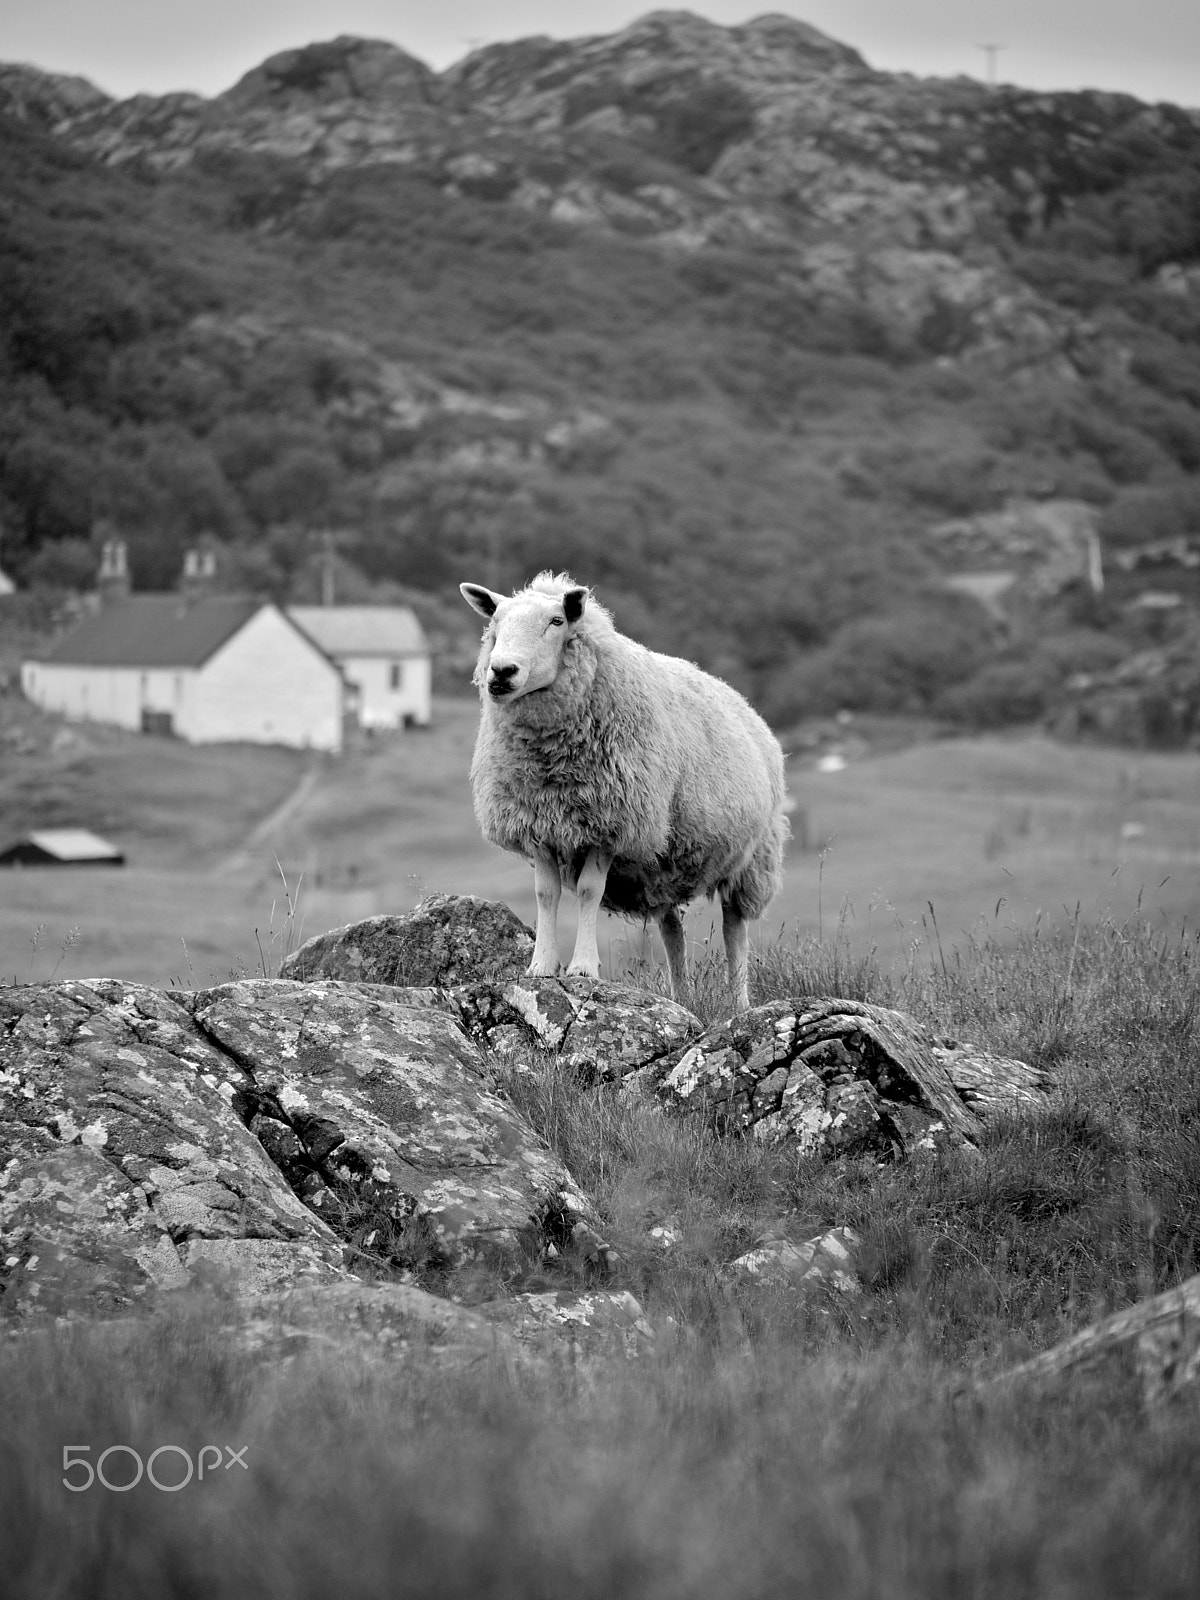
[40,595,264,668]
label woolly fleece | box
[467,573,787,922]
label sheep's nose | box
[488,663,519,696]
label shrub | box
[763,597,992,720]
[20,536,98,592]
[1099,481,1200,548]
[936,659,1054,726]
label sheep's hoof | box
[565,961,601,980]
[526,958,561,978]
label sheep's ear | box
[460,582,503,618]
[562,587,587,624]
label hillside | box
[2,12,1199,731]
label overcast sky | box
[3,2,1198,108]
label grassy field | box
[2,694,1199,990]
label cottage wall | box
[341,653,432,729]
[181,607,343,751]
[20,663,189,730]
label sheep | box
[460,570,788,1010]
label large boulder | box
[284,898,702,1080]
[0,973,611,1322]
[654,997,1043,1157]
[280,894,534,988]
[185,977,609,1271]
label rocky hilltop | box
[3,12,1199,735]
[5,13,1195,372]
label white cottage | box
[287,606,432,730]
[21,594,346,751]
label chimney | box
[96,535,131,603]
[179,545,218,603]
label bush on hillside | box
[760,597,991,722]
[1099,480,1200,548]
[936,660,1055,727]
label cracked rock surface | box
[655,997,1042,1156]
[186,977,605,1269]
[455,975,699,1080]
[0,972,606,1321]
[0,980,345,1318]
[279,894,535,988]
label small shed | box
[0,829,125,867]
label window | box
[389,661,403,691]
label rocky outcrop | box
[991,1271,1200,1410]
[185,978,609,1271]
[2,896,1054,1361]
[0,979,346,1318]
[279,893,535,987]
[0,969,610,1321]
[932,500,1104,615]
[655,996,1045,1157]
[456,974,699,1080]
[4,14,1194,378]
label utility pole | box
[977,43,1006,86]
[320,529,336,608]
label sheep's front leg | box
[529,852,562,976]
[566,848,612,978]
[722,900,751,1012]
[658,907,687,999]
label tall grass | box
[2,1301,1197,1599]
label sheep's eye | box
[549,616,565,628]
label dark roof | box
[40,595,265,668]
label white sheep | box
[460,571,788,1010]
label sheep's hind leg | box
[659,908,687,1000]
[722,899,751,1012]
[566,848,612,978]
[529,852,562,976]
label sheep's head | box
[460,578,588,703]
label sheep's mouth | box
[488,682,515,699]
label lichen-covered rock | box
[478,1288,656,1362]
[279,894,534,988]
[0,972,619,1320]
[186,978,608,1270]
[0,981,347,1319]
[656,997,985,1156]
[730,1227,861,1293]
[457,975,700,1080]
